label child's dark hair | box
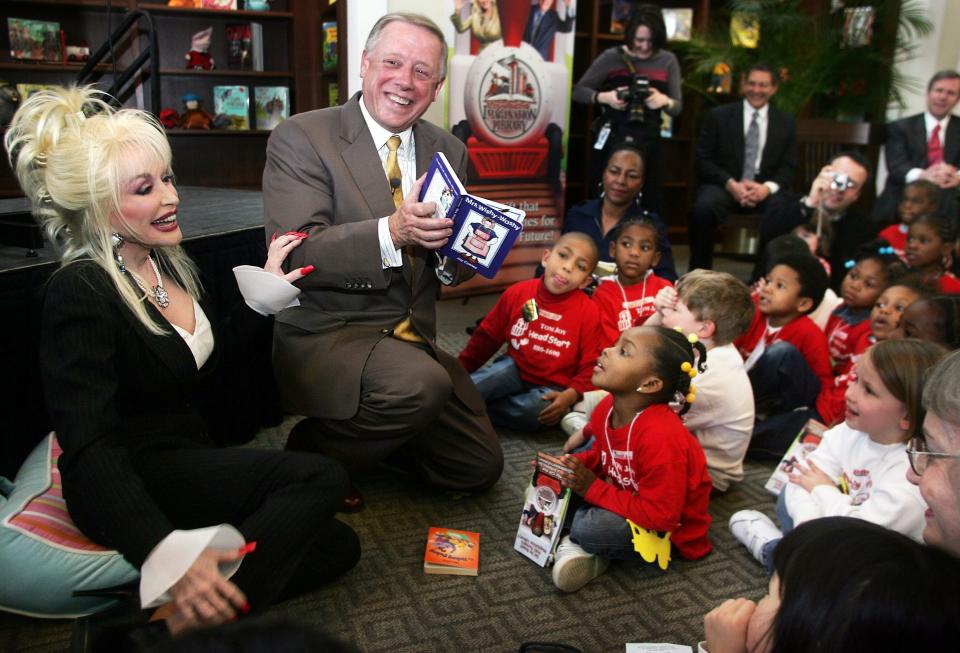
[912,212,958,245]
[845,239,907,282]
[610,215,659,247]
[647,326,707,416]
[755,234,810,281]
[886,271,938,298]
[771,252,829,314]
[909,295,960,349]
[767,517,960,653]
[903,178,940,207]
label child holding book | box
[592,216,673,346]
[733,253,833,457]
[904,213,960,293]
[878,179,940,259]
[459,232,602,431]
[549,326,713,592]
[729,339,945,570]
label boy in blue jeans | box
[459,233,602,431]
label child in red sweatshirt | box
[878,179,939,260]
[734,253,832,458]
[592,217,673,347]
[459,233,602,432]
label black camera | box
[615,74,651,123]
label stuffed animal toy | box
[185,27,215,70]
[179,93,213,129]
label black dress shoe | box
[340,485,365,513]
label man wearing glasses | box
[907,349,960,558]
[752,150,874,290]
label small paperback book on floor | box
[765,418,827,495]
[418,152,525,279]
[423,527,479,576]
[515,451,572,567]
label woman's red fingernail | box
[270,231,277,242]
[237,541,257,555]
[240,602,250,615]
[295,232,309,239]
[300,265,315,275]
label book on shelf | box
[8,18,63,63]
[418,152,525,279]
[423,527,479,576]
[327,81,339,107]
[663,8,693,42]
[765,419,828,496]
[212,85,250,130]
[514,451,572,567]
[201,0,237,9]
[322,21,338,71]
[254,86,289,130]
[225,22,263,71]
[609,0,634,35]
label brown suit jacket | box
[262,92,482,419]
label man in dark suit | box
[874,70,960,226]
[760,151,873,290]
[687,63,797,271]
[522,0,575,61]
[262,13,503,498]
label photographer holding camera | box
[755,151,875,289]
[572,5,682,215]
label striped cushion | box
[6,435,111,551]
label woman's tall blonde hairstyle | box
[4,86,200,334]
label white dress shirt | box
[742,100,780,194]
[905,112,951,182]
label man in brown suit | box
[262,13,503,496]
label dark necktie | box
[742,110,760,181]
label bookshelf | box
[567,0,713,242]
[0,0,347,195]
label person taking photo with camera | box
[756,151,875,289]
[572,5,682,215]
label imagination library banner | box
[441,0,576,297]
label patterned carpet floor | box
[0,292,778,653]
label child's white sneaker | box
[729,510,783,563]
[560,411,588,437]
[551,535,609,592]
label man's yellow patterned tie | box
[385,135,423,343]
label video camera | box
[615,74,651,123]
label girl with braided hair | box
[550,326,713,592]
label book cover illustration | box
[254,86,289,130]
[514,451,572,567]
[322,21,338,71]
[423,527,479,576]
[842,7,874,48]
[609,0,634,35]
[8,18,62,63]
[419,152,525,279]
[663,8,693,42]
[327,81,339,107]
[213,85,250,130]
[201,0,237,9]
[225,23,251,69]
[730,12,759,49]
[765,419,827,495]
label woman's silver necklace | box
[127,256,170,309]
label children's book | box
[8,18,62,63]
[213,85,250,130]
[16,83,55,100]
[423,527,479,576]
[514,452,572,567]
[418,152,525,279]
[201,0,237,9]
[322,21,338,71]
[254,86,288,130]
[765,419,828,495]
[225,23,262,71]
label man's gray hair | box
[364,12,448,81]
[923,349,960,428]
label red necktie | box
[928,123,944,166]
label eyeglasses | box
[906,437,960,475]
